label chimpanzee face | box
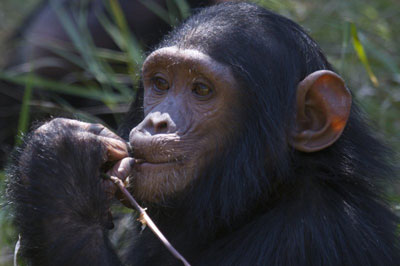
[129,47,240,202]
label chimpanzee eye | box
[153,77,169,92]
[192,83,212,97]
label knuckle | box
[88,123,106,135]
[50,117,70,127]
[51,117,66,124]
[35,118,68,134]
[94,123,105,129]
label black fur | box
[7,2,400,265]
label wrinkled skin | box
[32,118,132,202]
[30,47,240,205]
[129,47,240,201]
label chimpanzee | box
[7,2,400,266]
[0,0,222,167]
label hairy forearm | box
[7,124,122,265]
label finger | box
[98,136,129,161]
[106,157,135,208]
[107,157,135,182]
[43,119,128,161]
[86,123,125,142]
[58,119,124,141]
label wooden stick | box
[109,175,191,266]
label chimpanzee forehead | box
[142,46,233,80]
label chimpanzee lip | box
[133,159,180,172]
[134,158,146,164]
[133,157,183,165]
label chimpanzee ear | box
[291,70,352,152]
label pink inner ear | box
[331,116,347,133]
[293,70,352,152]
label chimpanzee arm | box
[7,119,127,266]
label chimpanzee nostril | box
[131,111,178,136]
[154,121,168,133]
[135,112,177,135]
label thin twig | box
[13,234,21,266]
[109,175,191,266]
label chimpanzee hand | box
[34,118,134,201]
[8,118,131,265]
[34,118,128,161]
[105,157,135,207]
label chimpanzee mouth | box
[134,158,147,164]
[133,157,184,170]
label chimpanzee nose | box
[140,112,177,135]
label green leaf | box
[0,72,130,103]
[15,72,33,145]
[108,0,144,62]
[173,0,190,19]
[350,23,379,87]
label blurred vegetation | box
[0,0,399,264]
[259,0,400,149]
